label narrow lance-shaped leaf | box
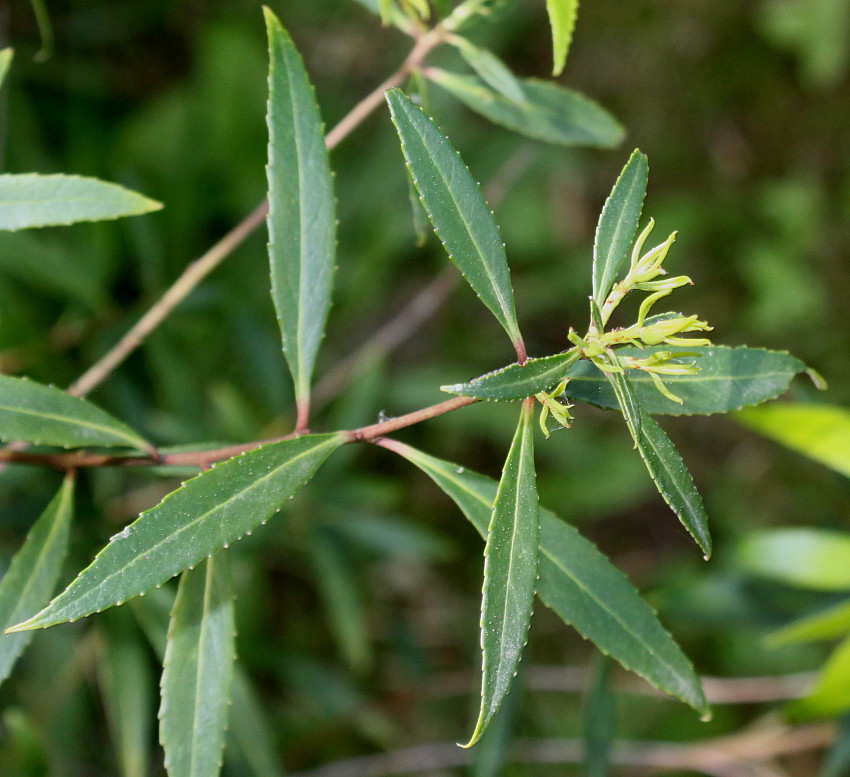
[605,366,711,557]
[0,174,162,231]
[380,440,708,716]
[592,150,648,306]
[427,69,623,148]
[98,610,154,777]
[584,657,614,777]
[0,474,74,684]
[0,374,150,450]
[769,599,850,647]
[737,403,850,478]
[787,635,850,721]
[160,554,236,777]
[386,88,524,352]
[545,0,579,76]
[442,346,810,412]
[8,433,345,632]
[265,8,337,423]
[449,37,525,104]
[465,399,539,747]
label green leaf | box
[0,49,12,90]
[465,400,539,747]
[788,635,850,720]
[264,9,337,419]
[427,69,624,148]
[737,403,850,478]
[606,368,711,557]
[445,346,809,414]
[0,174,162,231]
[821,715,850,777]
[737,529,850,591]
[441,350,580,401]
[160,554,236,777]
[449,37,525,104]
[0,375,150,450]
[378,0,395,23]
[381,441,709,716]
[770,599,850,647]
[227,672,285,777]
[98,610,154,777]
[592,150,648,306]
[386,88,524,350]
[584,657,614,777]
[545,0,579,75]
[8,433,345,632]
[0,475,74,685]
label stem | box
[0,394,479,471]
[68,27,445,400]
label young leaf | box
[737,403,850,478]
[265,9,337,423]
[592,150,648,307]
[98,610,154,777]
[385,88,524,352]
[8,433,345,632]
[427,69,624,148]
[606,367,711,558]
[441,350,580,401]
[160,554,235,777]
[737,529,850,591]
[465,399,539,747]
[0,49,12,90]
[449,37,525,104]
[381,441,709,716]
[770,599,850,647]
[0,475,74,685]
[0,174,161,231]
[0,375,150,450]
[787,635,850,720]
[545,0,579,76]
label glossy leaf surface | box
[384,441,708,715]
[10,434,345,631]
[546,0,579,75]
[0,174,161,231]
[160,555,235,777]
[265,9,337,411]
[737,403,850,478]
[444,347,808,415]
[592,150,648,306]
[386,88,523,348]
[0,476,74,684]
[0,375,150,450]
[737,529,850,590]
[427,69,623,148]
[466,401,539,747]
[607,370,711,557]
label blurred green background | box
[1,0,849,774]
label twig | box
[67,27,446,400]
[286,723,835,777]
[0,394,479,470]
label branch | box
[0,394,479,470]
[67,26,446,400]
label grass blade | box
[8,434,345,632]
[160,554,236,777]
[386,88,524,353]
[465,399,539,747]
[265,8,337,424]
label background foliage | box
[0,0,849,774]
